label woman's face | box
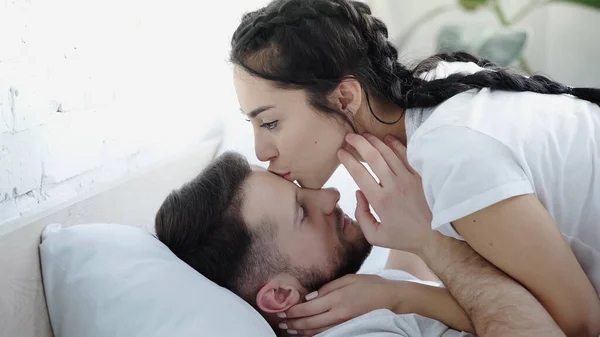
[234,67,352,188]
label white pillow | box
[40,223,275,337]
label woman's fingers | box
[355,190,380,245]
[284,311,339,332]
[313,275,355,298]
[344,134,395,185]
[384,135,416,175]
[338,148,380,198]
[362,133,405,178]
[298,324,337,337]
[285,297,330,319]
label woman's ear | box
[256,276,302,314]
[327,78,363,116]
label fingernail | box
[277,312,287,318]
[287,330,298,335]
[278,323,288,329]
[305,291,318,301]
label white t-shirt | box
[318,270,473,337]
[405,67,600,294]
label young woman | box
[230,0,600,336]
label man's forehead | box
[242,169,292,227]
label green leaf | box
[477,30,528,66]
[555,0,600,10]
[436,25,527,66]
[459,0,489,11]
[436,25,474,53]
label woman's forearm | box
[392,281,474,333]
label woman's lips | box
[282,173,293,181]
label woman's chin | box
[297,173,334,189]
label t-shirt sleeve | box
[408,125,534,240]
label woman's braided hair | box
[231,0,599,125]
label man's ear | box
[256,276,302,314]
[327,78,362,116]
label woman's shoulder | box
[410,88,590,148]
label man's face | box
[241,167,372,289]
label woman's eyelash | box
[260,120,278,130]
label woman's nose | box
[254,134,278,162]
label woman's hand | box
[279,274,407,336]
[338,133,433,253]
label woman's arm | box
[392,281,474,333]
[341,133,566,337]
[452,194,600,337]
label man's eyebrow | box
[243,105,275,119]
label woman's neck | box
[356,96,408,146]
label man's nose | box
[319,187,340,214]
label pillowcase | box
[40,223,275,337]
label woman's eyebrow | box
[244,105,275,119]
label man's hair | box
[155,152,286,303]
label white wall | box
[0,0,270,227]
[368,0,600,87]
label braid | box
[405,67,600,109]
[412,51,499,77]
[340,1,417,122]
[231,0,600,128]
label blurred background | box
[368,0,600,86]
[1,0,599,229]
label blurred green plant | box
[392,0,600,74]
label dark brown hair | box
[155,152,283,303]
[230,0,599,127]
[155,151,371,308]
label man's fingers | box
[338,148,379,198]
[285,297,330,319]
[355,190,379,244]
[345,134,394,184]
[384,135,416,174]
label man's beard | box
[294,206,373,293]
